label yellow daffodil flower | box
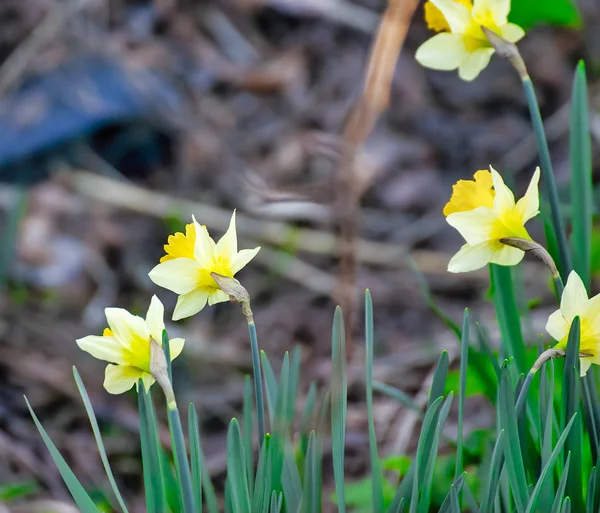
[444,166,540,272]
[416,0,525,81]
[546,271,600,376]
[76,295,184,394]
[148,211,260,320]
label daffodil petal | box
[173,289,209,320]
[208,289,230,306]
[215,211,238,261]
[501,23,525,43]
[561,271,589,321]
[104,364,149,394]
[546,310,569,342]
[515,167,540,222]
[149,258,201,295]
[580,358,592,377]
[169,337,185,359]
[76,335,126,364]
[458,48,494,81]
[490,166,516,212]
[582,294,600,339]
[231,247,261,274]
[446,206,497,245]
[448,242,495,272]
[105,308,147,348]
[145,295,166,344]
[430,0,471,32]
[488,243,524,267]
[415,33,467,71]
[473,0,509,24]
[192,216,216,265]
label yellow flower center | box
[198,255,235,291]
[102,327,151,372]
[161,223,203,262]
[424,0,472,32]
[443,169,495,216]
[489,209,531,241]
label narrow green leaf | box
[490,264,527,372]
[270,352,290,494]
[438,474,466,513]
[288,347,301,423]
[163,329,173,383]
[24,397,101,513]
[188,403,203,513]
[449,486,460,513]
[373,382,422,416]
[168,406,195,513]
[551,452,571,513]
[570,60,593,290]
[561,497,571,513]
[587,467,597,513]
[72,368,129,513]
[331,306,347,513]
[302,431,320,513]
[227,419,251,513]
[539,359,556,510]
[282,441,302,513]
[365,291,384,513]
[476,323,501,381]
[456,309,469,482]
[260,350,277,425]
[499,366,529,512]
[480,430,505,513]
[138,382,167,513]
[526,413,577,513]
[387,497,404,513]
[270,491,282,513]
[252,434,272,513]
[429,351,449,407]
[248,322,266,445]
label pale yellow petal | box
[580,358,592,377]
[473,0,509,24]
[430,0,471,32]
[208,289,230,306]
[500,23,525,43]
[446,206,496,245]
[169,337,185,359]
[490,166,515,212]
[104,364,148,394]
[458,48,494,81]
[546,309,569,342]
[192,216,216,266]
[173,289,209,321]
[145,295,166,345]
[215,211,238,261]
[581,294,600,339]
[561,271,589,321]
[415,33,467,71]
[149,258,201,295]
[448,242,495,272]
[488,243,524,267]
[231,247,261,274]
[515,167,540,223]
[76,335,126,364]
[105,308,147,347]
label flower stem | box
[248,320,266,446]
[167,405,196,513]
[521,77,572,279]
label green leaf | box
[252,434,272,513]
[480,430,505,513]
[509,0,581,29]
[456,309,469,482]
[282,441,302,513]
[570,61,593,290]
[72,368,129,513]
[227,419,251,513]
[331,306,347,513]
[188,404,204,513]
[302,432,321,513]
[243,375,255,497]
[0,482,38,501]
[429,351,449,407]
[24,397,101,513]
[551,453,571,513]
[270,352,290,494]
[437,474,465,513]
[168,406,196,513]
[365,291,384,513]
[260,350,277,425]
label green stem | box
[521,77,572,279]
[168,406,196,513]
[248,321,266,445]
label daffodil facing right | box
[444,166,540,273]
[416,0,525,81]
[546,271,600,377]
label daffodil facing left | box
[149,211,260,320]
[416,0,525,81]
[444,166,540,273]
[76,295,184,394]
[546,271,600,377]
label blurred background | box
[0,0,599,511]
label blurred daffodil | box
[76,296,184,394]
[149,211,260,320]
[444,166,540,272]
[416,0,525,81]
[547,271,600,376]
